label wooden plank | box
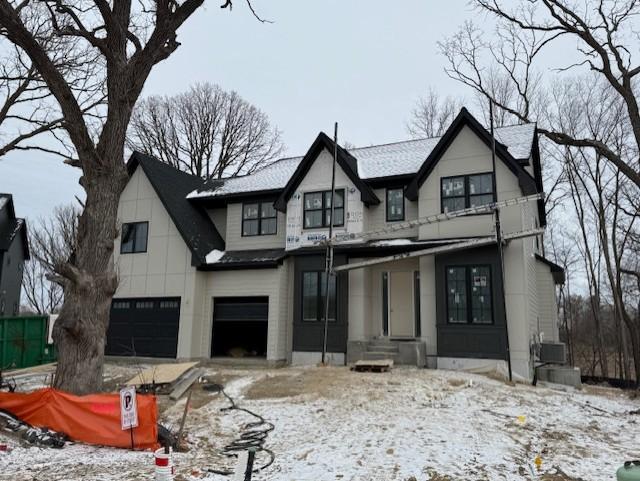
[169,368,205,401]
[126,362,199,386]
[353,359,394,373]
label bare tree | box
[407,87,461,138]
[128,82,283,178]
[440,0,640,190]
[0,0,263,394]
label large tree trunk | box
[52,170,126,394]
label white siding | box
[536,261,560,342]
[114,168,203,358]
[285,148,363,250]
[365,188,419,239]
[225,202,286,250]
[417,125,524,240]
[200,262,290,361]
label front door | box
[389,271,414,338]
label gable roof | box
[273,132,380,211]
[0,194,29,260]
[535,254,565,285]
[187,123,537,201]
[405,108,538,200]
[126,152,225,267]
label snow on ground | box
[0,365,638,481]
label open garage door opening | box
[106,297,180,358]
[211,297,268,358]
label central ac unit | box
[539,342,567,364]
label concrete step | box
[366,343,399,353]
[362,351,398,361]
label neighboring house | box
[0,194,29,316]
[110,108,564,381]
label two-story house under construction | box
[109,108,564,381]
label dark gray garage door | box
[211,297,268,357]
[106,297,180,358]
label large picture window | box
[302,271,337,322]
[303,190,345,229]
[441,173,495,213]
[446,265,493,324]
[386,187,405,222]
[120,222,148,254]
[242,202,277,236]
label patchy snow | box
[188,123,536,200]
[2,365,637,481]
[205,249,225,264]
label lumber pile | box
[126,362,202,397]
[352,359,393,373]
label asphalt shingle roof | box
[188,123,536,200]
[128,152,225,266]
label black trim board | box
[535,254,565,285]
[435,244,508,360]
[405,108,538,201]
[126,152,225,267]
[274,132,380,212]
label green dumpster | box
[0,316,53,370]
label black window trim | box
[302,189,345,230]
[440,172,496,214]
[301,270,337,322]
[241,201,278,237]
[120,221,149,254]
[445,264,494,325]
[385,186,405,222]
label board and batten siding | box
[285,148,363,250]
[224,202,286,250]
[114,167,204,358]
[417,125,525,240]
[364,188,419,239]
[199,262,290,361]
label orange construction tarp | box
[0,388,158,450]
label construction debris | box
[352,359,393,373]
[0,409,66,448]
[169,368,205,401]
[126,362,199,389]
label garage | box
[211,297,268,358]
[106,297,180,358]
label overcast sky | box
[0,0,570,221]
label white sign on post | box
[120,386,139,430]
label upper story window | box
[242,202,277,236]
[120,222,148,254]
[446,265,493,324]
[441,173,495,213]
[303,189,345,229]
[386,187,405,222]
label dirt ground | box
[0,363,638,481]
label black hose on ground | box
[204,383,275,476]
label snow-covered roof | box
[188,123,536,200]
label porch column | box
[348,262,371,341]
[420,256,437,368]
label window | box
[242,202,277,236]
[112,301,130,310]
[120,222,148,254]
[446,265,493,324]
[302,271,337,322]
[386,188,405,222]
[160,300,179,309]
[303,190,344,229]
[441,173,494,213]
[135,300,154,309]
